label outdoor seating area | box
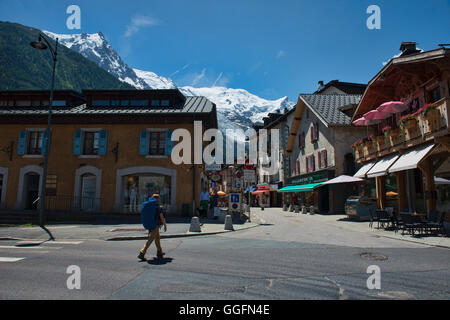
[368,208,447,238]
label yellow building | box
[0,89,217,217]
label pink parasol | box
[352,117,381,126]
[363,110,390,120]
[377,101,408,114]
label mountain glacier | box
[44,31,294,131]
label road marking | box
[16,241,83,245]
[0,245,62,250]
[0,257,25,262]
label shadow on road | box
[146,257,174,265]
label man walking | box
[138,194,167,261]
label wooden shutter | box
[312,155,316,171]
[305,157,309,173]
[165,130,174,156]
[98,130,108,156]
[323,150,327,168]
[17,130,28,155]
[73,130,82,156]
[139,130,149,156]
[318,151,322,169]
[41,130,48,155]
[315,123,319,141]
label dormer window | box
[130,100,148,107]
[151,100,161,107]
[161,100,170,107]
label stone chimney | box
[399,42,420,56]
[318,81,324,91]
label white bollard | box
[189,216,201,232]
[224,215,234,231]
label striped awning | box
[277,182,324,193]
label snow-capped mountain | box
[133,68,176,89]
[43,30,294,132]
[180,86,293,131]
[44,31,150,89]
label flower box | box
[375,135,385,152]
[363,140,376,156]
[423,108,441,132]
[388,128,401,146]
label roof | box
[315,80,367,95]
[0,96,215,116]
[299,94,362,126]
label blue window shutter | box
[98,130,108,156]
[18,130,28,155]
[41,130,48,155]
[139,130,149,155]
[73,130,82,156]
[165,130,174,156]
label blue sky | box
[1,0,449,101]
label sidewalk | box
[0,217,260,241]
[275,209,450,249]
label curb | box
[106,224,260,241]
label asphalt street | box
[0,208,449,300]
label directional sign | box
[244,170,256,183]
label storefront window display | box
[122,174,171,213]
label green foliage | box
[0,21,133,92]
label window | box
[83,132,100,155]
[161,100,170,107]
[306,155,315,173]
[52,100,66,107]
[318,150,328,169]
[131,100,148,107]
[149,132,166,155]
[16,100,31,107]
[311,123,319,142]
[92,100,110,106]
[31,100,41,107]
[428,87,441,103]
[111,100,121,106]
[27,131,43,155]
[121,100,130,106]
[151,100,161,107]
[298,132,305,149]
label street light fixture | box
[30,33,58,234]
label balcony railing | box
[353,98,449,162]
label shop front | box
[251,184,270,208]
[279,169,334,213]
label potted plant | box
[418,103,441,132]
[399,114,418,131]
[351,139,364,158]
[382,125,392,137]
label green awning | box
[277,182,324,193]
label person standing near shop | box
[200,189,210,218]
[138,194,167,261]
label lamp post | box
[30,33,58,228]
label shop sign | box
[244,170,256,183]
[269,184,279,191]
[205,164,222,171]
[230,193,241,212]
[287,170,331,186]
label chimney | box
[399,42,420,56]
[318,81,324,91]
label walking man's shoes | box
[138,252,146,261]
[157,252,165,258]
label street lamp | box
[30,33,58,231]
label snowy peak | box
[180,86,294,130]
[44,31,149,89]
[133,68,176,89]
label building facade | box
[351,42,450,219]
[0,89,217,216]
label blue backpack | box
[141,197,157,231]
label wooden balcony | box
[354,97,449,163]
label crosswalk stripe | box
[16,241,83,245]
[0,245,62,250]
[0,257,25,262]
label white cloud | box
[191,68,206,86]
[276,50,286,59]
[124,15,158,37]
[170,64,189,77]
[212,72,223,87]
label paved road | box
[0,208,449,300]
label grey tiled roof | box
[0,96,214,116]
[299,94,362,126]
